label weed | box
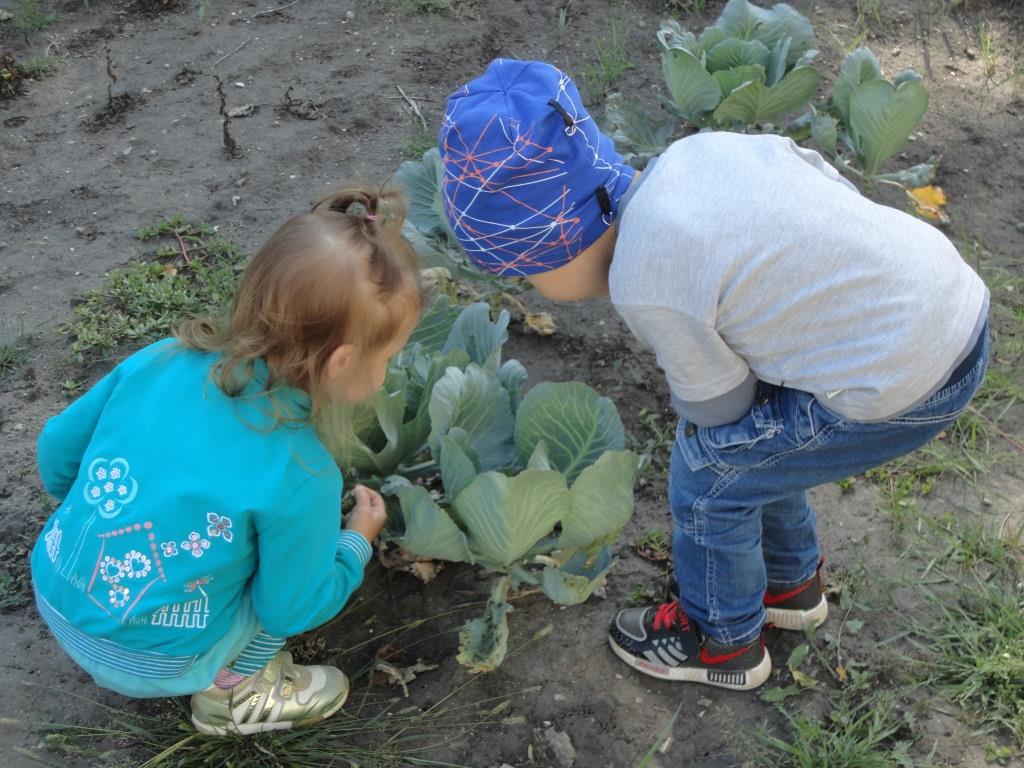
[633,528,671,561]
[0,541,32,612]
[398,0,450,13]
[19,54,59,79]
[836,476,855,493]
[627,407,673,475]
[402,126,435,159]
[855,0,883,31]
[979,21,1024,92]
[628,582,659,605]
[198,0,212,23]
[922,513,1023,575]
[557,5,570,46]
[580,20,633,103]
[60,377,84,396]
[748,689,929,767]
[61,216,244,366]
[13,0,56,38]
[38,688,506,767]
[0,334,29,379]
[911,575,1024,747]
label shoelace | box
[652,601,690,632]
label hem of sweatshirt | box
[817,294,990,423]
[337,530,373,568]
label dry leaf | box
[377,540,444,583]
[227,103,259,118]
[161,265,178,277]
[908,185,950,225]
[836,665,848,683]
[372,658,439,697]
[524,312,557,336]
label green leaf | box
[453,469,570,568]
[845,618,865,635]
[892,68,923,88]
[439,434,478,502]
[404,295,461,357]
[848,77,928,177]
[698,26,728,53]
[711,64,766,98]
[706,38,771,73]
[660,47,723,125]
[760,684,801,703]
[393,147,445,238]
[875,157,937,187]
[457,576,512,672]
[443,303,509,372]
[656,19,700,54]
[811,113,839,156]
[429,363,515,471]
[832,47,882,125]
[514,382,626,484]
[766,37,791,86]
[603,93,674,168]
[401,222,485,283]
[712,66,820,126]
[395,485,473,563]
[527,440,553,471]
[714,0,814,63]
[539,546,615,605]
[559,450,638,549]
[498,359,528,414]
[786,643,810,671]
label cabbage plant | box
[810,47,934,185]
[323,299,639,671]
[657,0,819,129]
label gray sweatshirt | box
[610,132,988,426]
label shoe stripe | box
[663,644,687,663]
[764,579,815,606]
[699,643,755,665]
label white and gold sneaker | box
[191,651,349,735]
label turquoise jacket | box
[31,340,371,659]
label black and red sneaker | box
[608,601,771,690]
[764,557,829,631]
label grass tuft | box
[61,216,244,367]
[581,19,634,103]
[911,575,1024,747]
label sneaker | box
[764,557,829,631]
[191,651,349,735]
[608,601,771,690]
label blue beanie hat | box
[438,59,635,277]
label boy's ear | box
[326,344,357,381]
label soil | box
[1,0,1022,766]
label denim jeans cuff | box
[765,563,819,591]
[697,614,765,647]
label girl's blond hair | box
[177,183,423,419]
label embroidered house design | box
[151,578,211,630]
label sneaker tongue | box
[678,624,701,658]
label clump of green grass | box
[581,20,634,103]
[36,668,521,767]
[0,541,32,612]
[0,334,30,379]
[911,575,1024,748]
[20,54,59,79]
[61,215,244,366]
[403,126,435,159]
[397,0,451,13]
[627,408,673,475]
[13,0,57,37]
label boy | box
[437,60,989,690]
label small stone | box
[637,19,646,28]
[891,46,901,56]
[544,727,576,768]
[233,81,245,88]
[554,693,567,701]
[345,9,355,19]
[964,47,977,60]
[697,697,713,707]
[122,147,132,155]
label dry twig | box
[252,0,301,18]
[396,84,427,131]
[213,36,252,68]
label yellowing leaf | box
[836,665,848,682]
[525,312,557,337]
[908,185,950,224]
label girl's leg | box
[213,630,287,688]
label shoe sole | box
[608,637,771,690]
[765,595,829,632]
[191,688,350,736]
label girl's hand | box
[345,485,387,542]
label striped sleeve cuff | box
[337,530,373,568]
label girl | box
[31,185,423,735]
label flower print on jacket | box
[123,550,152,579]
[206,513,233,543]
[108,584,130,608]
[160,541,178,557]
[83,458,139,519]
[99,556,126,584]
[181,532,210,558]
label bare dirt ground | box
[1,0,1022,766]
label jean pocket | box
[676,388,783,472]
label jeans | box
[669,326,989,645]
